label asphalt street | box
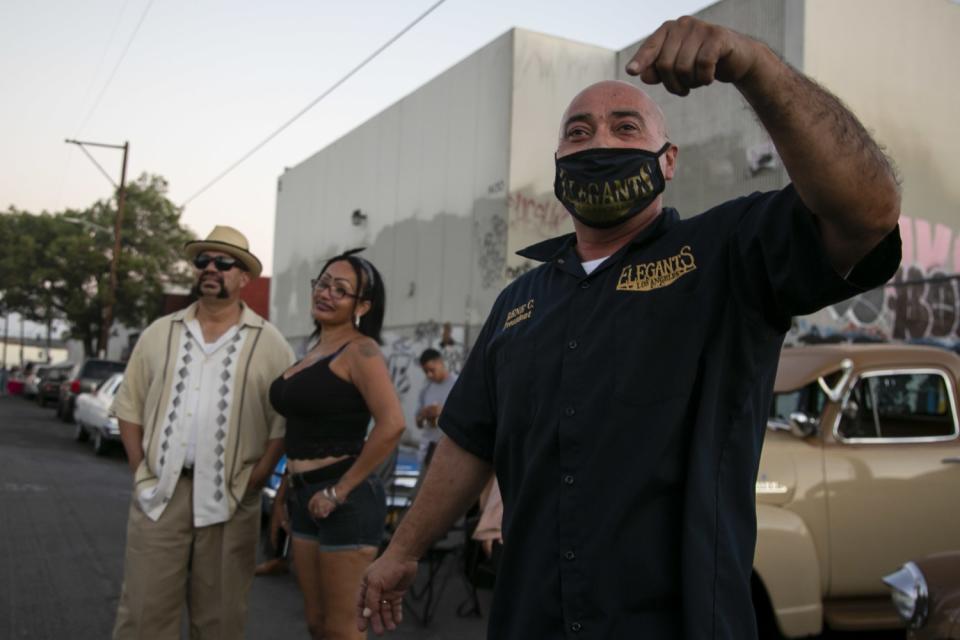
[0,395,488,640]
[0,394,904,640]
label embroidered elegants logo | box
[616,246,697,292]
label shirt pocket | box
[613,290,703,408]
[492,334,538,440]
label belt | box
[288,457,355,489]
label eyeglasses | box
[310,277,360,301]
[193,254,247,272]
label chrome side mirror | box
[788,411,817,438]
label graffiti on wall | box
[508,191,568,238]
[793,216,960,344]
[475,214,507,289]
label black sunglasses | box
[193,254,247,272]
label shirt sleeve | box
[437,300,503,463]
[111,326,152,424]
[731,184,902,331]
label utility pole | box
[19,313,24,367]
[43,281,53,362]
[65,139,129,359]
[2,313,7,368]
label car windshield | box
[82,360,126,380]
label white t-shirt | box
[581,256,610,275]
[418,373,458,445]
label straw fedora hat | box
[184,225,263,278]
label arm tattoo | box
[358,341,381,358]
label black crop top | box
[269,344,371,460]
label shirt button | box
[567,340,578,350]
[579,281,590,289]
[564,406,576,417]
[564,550,576,561]
[570,622,582,632]
[563,474,575,485]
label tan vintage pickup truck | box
[754,344,960,638]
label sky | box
[0,0,714,290]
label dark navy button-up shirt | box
[440,186,901,640]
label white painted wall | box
[615,0,793,219]
[506,29,614,279]
[272,31,515,347]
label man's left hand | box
[626,16,764,96]
[245,470,267,497]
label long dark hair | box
[310,248,386,345]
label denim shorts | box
[287,465,386,551]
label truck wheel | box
[74,421,89,443]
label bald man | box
[359,17,901,640]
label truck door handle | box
[943,457,960,464]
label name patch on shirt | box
[504,299,535,329]
[616,245,697,292]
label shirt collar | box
[172,300,264,328]
[516,207,681,264]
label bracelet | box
[322,486,344,506]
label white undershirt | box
[581,256,610,275]
[183,319,242,467]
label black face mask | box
[554,142,671,229]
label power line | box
[56,0,132,210]
[180,0,449,207]
[74,0,133,133]
[75,0,156,136]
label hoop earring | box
[354,314,361,328]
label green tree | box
[1,173,196,357]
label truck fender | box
[753,504,823,638]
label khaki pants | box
[113,476,261,640]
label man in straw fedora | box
[112,225,295,639]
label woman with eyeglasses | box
[268,249,405,640]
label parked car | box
[884,551,960,639]
[22,364,47,399]
[753,344,960,638]
[37,364,72,407]
[57,358,125,422]
[74,373,124,455]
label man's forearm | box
[118,419,144,473]
[387,437,492,561]
[736,44,900,268]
